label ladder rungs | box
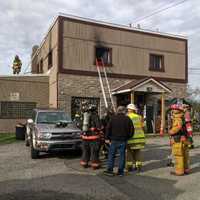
[96,58,116,112]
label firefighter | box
[183,104,194,149]
[126,104,146,172]
[169,104,190,176]
[12,55,22,74]
[80,105,101,169]
[73,113,83,129]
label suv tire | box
[25,134,30,147]
[31,139,39,159]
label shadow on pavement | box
[0,174,125,200]
[142,143,171,172]
[0,172,184,200]
[100,173,183,200]
[0,190,88,200]
[143,143,170,160]
[189,152,200,174]
[145,143,170,149]
[37,150,82,160]
[142,143,200,174]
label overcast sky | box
[0,0,199,88]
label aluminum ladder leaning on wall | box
[96,58,116,113]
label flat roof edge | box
[58,13,187,40]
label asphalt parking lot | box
[0,136,200,200]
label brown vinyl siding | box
[31,19,59,109]
[61,19,186,81]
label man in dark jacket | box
[104,106,134,176]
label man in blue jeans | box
[104,106,134,176]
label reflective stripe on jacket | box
[128,113,145,149]
[81,135,100,140]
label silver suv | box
[25,109,82,159]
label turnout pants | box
[80,140,100,168]
[172,141,189,175]
[126,145,143,170]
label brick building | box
[0,14,188,133]
[0,75,49,133]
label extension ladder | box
[96,58,116,112]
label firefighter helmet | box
[127,104,137,111]
[170,104,184,111]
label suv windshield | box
[37,112,71,124]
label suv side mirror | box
[27,119,34,124]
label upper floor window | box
[40,59,43,73]
[149,54,164,72]
[36,63,40,73]
[95,47,112,66]
[48,51,53,69]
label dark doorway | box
[146,105,154,133]
[116,92,157,133]
[116,93,131,107]
[134,92,146,116]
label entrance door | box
[134,92,146,115]
[146,105,154,133]
[116,93,130,107]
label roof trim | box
[112,80,134,92]
[29,16,59,71]
[59,13,187,40]
[112,89,132,95]
[112,77,172,94]
[133,77,172,93]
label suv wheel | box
[25,134,30,147]
[31,139,39,159]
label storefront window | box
[0,101,36,119]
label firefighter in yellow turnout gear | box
[169,104,190,176]
[12,55,22,74]
[126,104,146,172]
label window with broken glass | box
[40,59,43,73]
[95,47,112,66]
[48,51,53,69]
